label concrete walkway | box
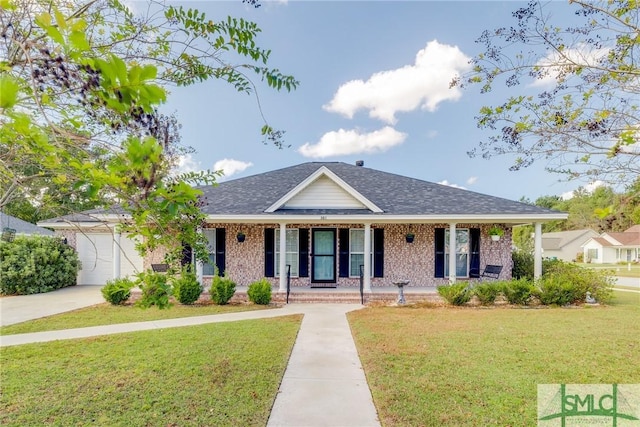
[0,285,105,326]
[267,304,380,427]
[0,300,381,426]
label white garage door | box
[76,233,144,285]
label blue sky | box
[138,1,596,201]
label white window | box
[275,229,299,277]
[445,229,469,277]
[203,229,216,276]
[349,229,373,277]
[587,248,598,261]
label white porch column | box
[279,223,287,292]
[448,223,457,284]
[363,223,372,292]
[112,230,121,280]
[196,227,204,283]
[534,222,543,280]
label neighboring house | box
[39,162,567,289]
[582,225,640,264]
[1,212,54,238]
[541,229,599,262]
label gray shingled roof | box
[1,212,54,236]
[196,162,561,216]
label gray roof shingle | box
[1,212,55,236]
[196,162,561,216]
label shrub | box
[437,283,472,306]
[473,281,503,305]
[0,236,80,295]
[537,278,580,306]
[512,250,534,280]
[247,278,272,305]
[173,267,202,305]
[210,274,236,305]
[101,277,135,305]
[503,278,538,305]
[136,270,172,309]
[541,261,614,304]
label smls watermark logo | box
[538,384,640,426]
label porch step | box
[130,289,441,305]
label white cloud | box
[213,159,253,179]
[323,40,471,124]
[560,180,605,200]
[466,176,478,185]
[298,127,407,158]
[438,180,467,190]
[531,44,608,88]
[175,153,201,174]
[426,130,439,139]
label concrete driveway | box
[0,285,104,327]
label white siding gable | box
[283,175,366,209]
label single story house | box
[541,229,599,262]
[1,212,54,239]
[582,225,640,264]
[39,162,567,291]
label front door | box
[312,229,336,286]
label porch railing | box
[359,264,364,305]
[286,264,291,304]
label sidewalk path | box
[267,304,381,427]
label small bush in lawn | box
[247,278,272,305]
[210,274,236,305]
[437,283,472,306]
[473,281,503,305]
[101,277,135,305]
[136,270,172,309]
[503,278,538,305]
[541,261,613,304]
[173,267,202,305]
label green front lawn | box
[0,315,301,426]
[349,291,640,426]
[576,262,640,278]
[0,302,270,335]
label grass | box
[349,291,640,426]
[0,315,301,426]
[576,262,640,278]
[0,302,270,335]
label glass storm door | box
[312,229,336,284]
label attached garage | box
[76,232,143,285]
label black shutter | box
[299,228,309,277]
[434,228,445,278]
[264,228,274,277]
[215,228,226,276]
[338,228,350,277]
[469,228,480,278]
[181,243,192,267]
[373,228,384,277]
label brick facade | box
[195,223,512,288]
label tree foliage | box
[0,0,297,264]
[453,0,639,185]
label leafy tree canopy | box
[453,0,639,186]
[0,0,297,265]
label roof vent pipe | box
[355,160,364,167]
